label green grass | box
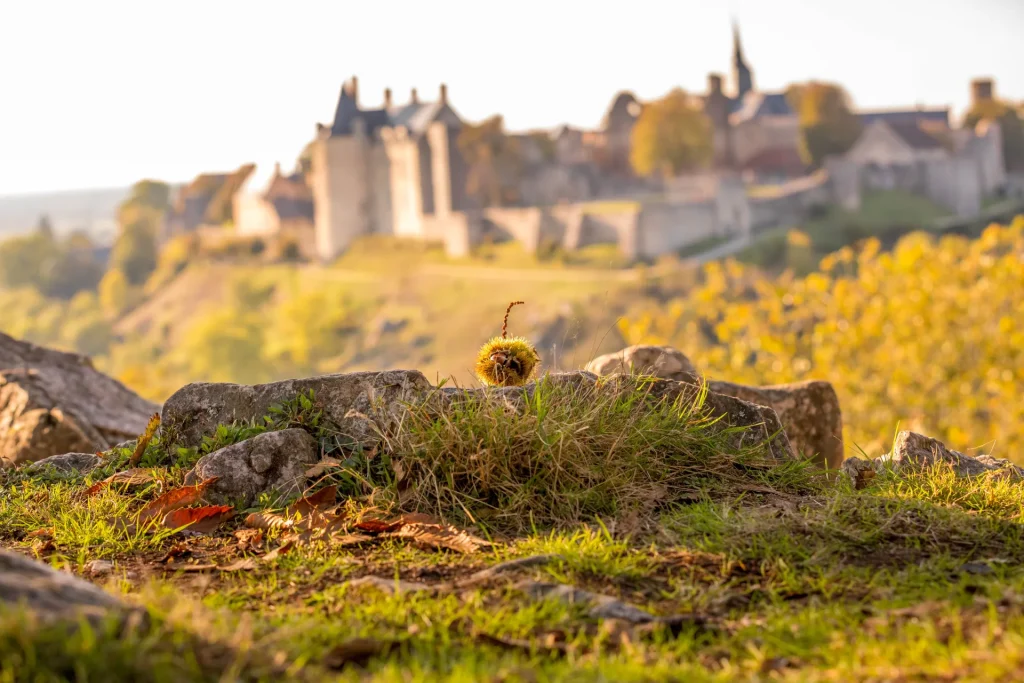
[4,382,1024,680]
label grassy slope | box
[2,380,1024,681]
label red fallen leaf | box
[83,480,110,498]
[287,485,338,517]
[26,528,54,539]
[137,477,219,525]
[162,505,235,534]
[353,512,440,534]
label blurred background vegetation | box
[1,179,1022,464]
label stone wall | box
[311,131,371,260]
[381,128,426,239]
[749,172,830,231]
[636,201,717,257]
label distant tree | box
[36,214,54,239]
[963,99,1024,172]
[108,179,170,287]
[41,242,104,299]
[98,268,130,317]
[0,230,58,290]
[789,82,862,168]
[629,88,713,177]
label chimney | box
[708,73,723,96]
[971,78,994,106]
[384,87,393,109]
[411,87,419,104]
[349,76,359,104]
[439,83,448,104]
[273,162,282,177]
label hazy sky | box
[1,0,1021,196]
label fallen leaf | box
[262,540,296,562]
[287,485,338,517]
[31,539,55,556]
[218,558,258,572]
[234,528,264,552]
[303,457,343,479]
[165,563,219,573]
[323,638,400,670]
[128,413,161,467]
[244,512,295,532]
[385,522,491,554]
[83,480,110,498]
[162,505,235,534]
[352,517,403,533]
[137,477,220,525]
[26,528,54,540]
[157,542,192,563]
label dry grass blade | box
[128,413,162,467]
[385,522,491,554]
[162,505,235,534]
[137,477,219,525]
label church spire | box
[731,19,754,101]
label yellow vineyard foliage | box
[620,217,1024,461]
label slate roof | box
[327,83,458,139]
[858,108,950,128]
[730,91,794,123]
[164,164,255,233]
[886,121,945,151]
[264,172,313,222]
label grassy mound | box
[3,381,1024,681]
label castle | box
[163,24,1014,262]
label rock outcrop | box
[585,344,843,468]
[24,452,103,475]
[842,431,1024,483]
[0,332,159,467]
[161,370,431,450]
[0,549,128,625]
[706,380,843,469]
[183,428,319,506]
[586,345,699,381]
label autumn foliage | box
[620,218,1024,460]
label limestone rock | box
[585,345,698,380]
[706,380,844,469]
[585,344,841,468]
[0,549,125,624]
[183,428,318,506]
[0,332,159,467]
[882,431,1024,479]
[162,370,432,450]
[24,452,103,475]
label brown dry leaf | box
[127,413,161,468]
[385,522,491,554]
[83,480,110,498]
[162,505,235,534]
[30,539,55,556]
[323,638,400,670]
[245,512,295,532]
[137,477,220,525]
[157,542,192,564]
[287,485,338,517]
[26,528,54,540]
[303,457,343,479]
[234,528,264,552]
[352,517,403,534]
[262,540,296,562]
[218,558,258,572]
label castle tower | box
[971,78,994,107]
[731,20,754,102]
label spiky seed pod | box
[475,301,541,387]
